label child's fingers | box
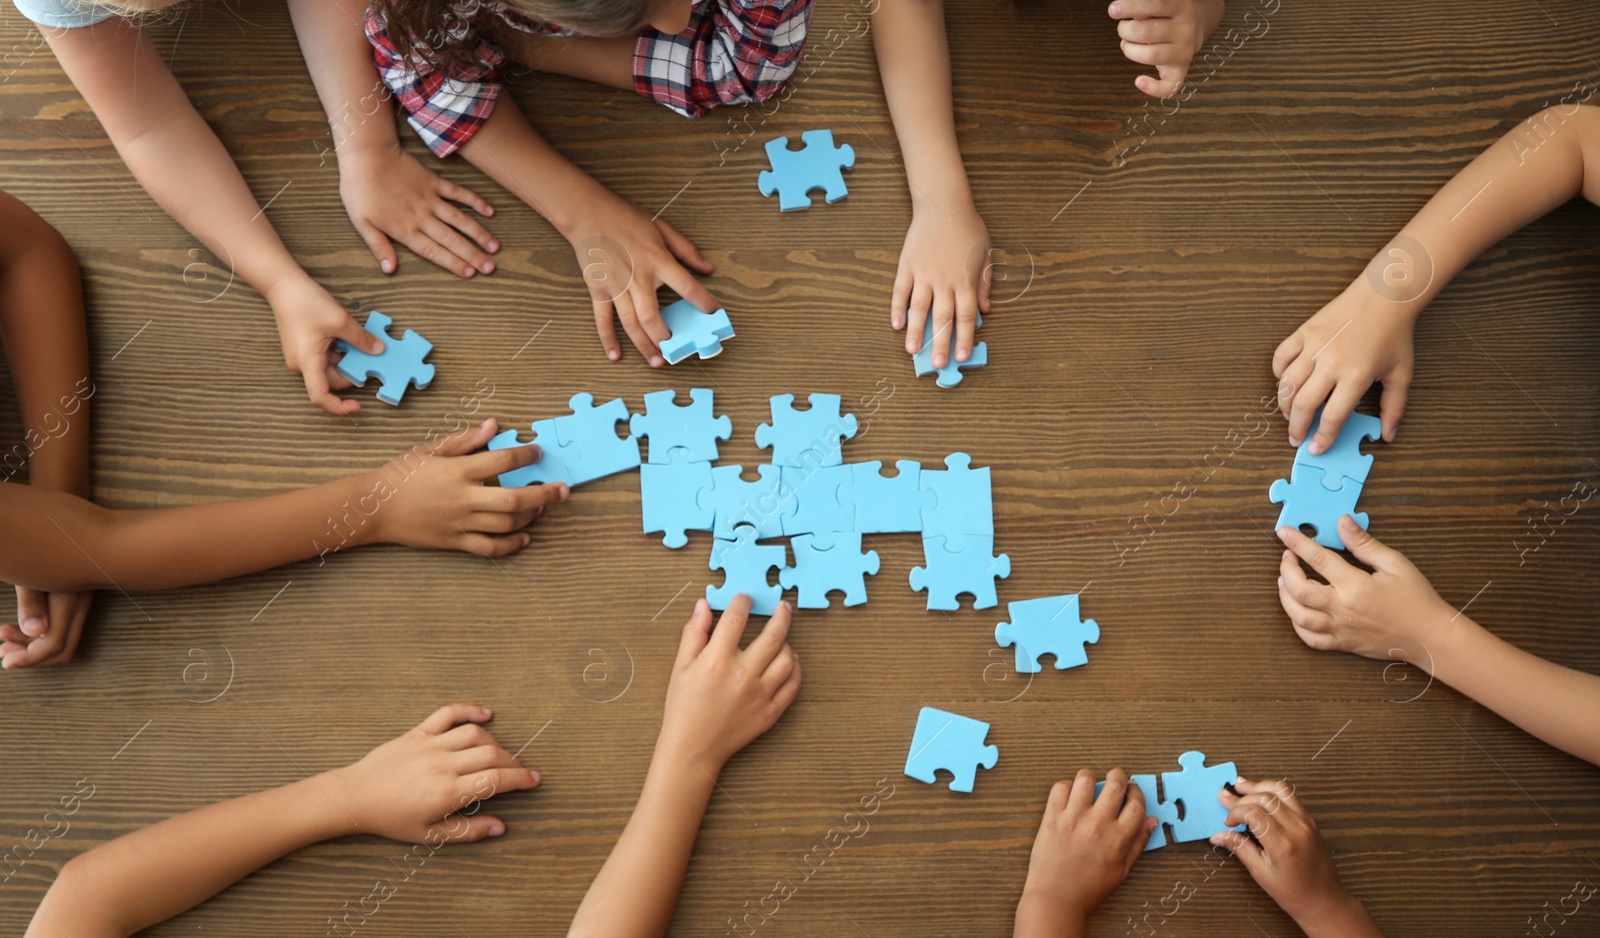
[1337,517,1406,574]
[709,593,753,655]
[1124,816,1157,870]
[471,479,567,515]
[1277,526,1356,588]
[453,743,525,775]
[354,219,399,276]
[425,812,507,845]
[770,657,803,714]
[1286,372,1335,446]
[470,440,545,484]
[1272,332,1305,381]
[659,262,720,320]
[655,216,715,274]
[419,704,493,736]
[592,298,623,362]
[302,360,358,417]
[1137,69,1186,99]
[1096,767,1132,818]
[743,600,793,670]
[1117,770,1148,825]
[463,765,541,799]
[1278,549,1335,614]
[461,510,537,535]
[1064,767,1097,815]
[421,217,491,277]
[17,588,47,638]
[454,531,531,558]
[1045,777,1073,815]
[1108,0,1180,18]
[431,418,498,458]
[1208,829,1265,870]
[676,599,716,667]
[761,644,797,691]
[1116,16,1174,43]
[614,293,663,367]
[890,265,912,331]
[436,176,496,221]
[1119,39,1185,69]
[333,312,384,357]
[1223,792,1286,832]
[1307,387,1366,456]
[630,282,672,345]
[954,288,979,363]
[929,293,955,368]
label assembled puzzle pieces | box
[630,388,732,464]
[547,393,641,485]
[918,452,995,542]
[698,464,793,540]
[914,312,987,389]
[780,531,880,608]
[909,534,1011,610]
[1095,775,1179,851]
[757,129,855,212]
[1161,751,1246,845]
[639,450,714,548]
[335,311,435,405]
[1269,462,1369,549]
[755,394,859,468]
[659,298,735,364]
[707,525,788,616]
[779,464,854,547]
[1297,409,1382,491]
[488,422,579,488]
[837,460,933,534]
[994,594,1100,673]
[904,706,999,793]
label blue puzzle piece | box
[1297,409,1382,491]
[755,394,859,468]
[757,129,855,212]
[994,594,1100,673]
[659,299,735,364]
[1269,462,1368,549]
[918,453,995,542]
[639,451,714,549]
[837,460,933,534]
[909,534,1011,611]
[914,312,987,389]
[1161,751,1246,844]
[779,464,854,547]
[1096,775,1177,851]
[630,388,732,464]
[488,423,579,488]
[696,464,794,540]
[335,311,435,405]
[780,531,880,608]
[548,393,640,485]
[904,706,999,793]
[707,526,788,616]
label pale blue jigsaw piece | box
[659,299,735,364]
[994,594,1100,673]
[1269,463,1368,549]
[918,452,995,541]
[904,706,998,793]
[780,531,880,608]
[335,311,435,405]
[914,312,987,389]
[1162,751,1246,844]
[909,534,1010,611]
[548,393,640,485]
[837,460,933,534]
[488,424,579,488]
[755,393,859,468]
[1297,408,1382,492]
[707,526,788,616]
[779,464,854,547]
[639,451,714,549]
[1096,775,1177,851]
[696,464,793,540]
[629,388,732,464]
[757,129,855,212]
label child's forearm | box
[458,92,617,235]
[566,734,719,938]
[871,0,975,212]
[287,0,405,158]
[1297,894,1386,938]
[1012,891,1087,938]
[27,774,353,938]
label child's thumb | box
[426,813,506,845]
[338,317,385,356]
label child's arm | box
[567,596,802,938]
[871,0,991,370]
[1110,0,1226,98]
[1278,518,1600,768]
[285,0,500,279]
[41,21,383,417]
[1211,778,1383,938]
[1013,769,1154,938]
[26,704,538,938]
[1276,103,1600,453]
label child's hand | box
[1017,768,1155,929]
[323,704,540,844]
[0,587,93,670]
[1274,277,1416,453]
[1212,778,1379,934]
[562,192,718,368]
[893,207,993,369]
[367,419,570,556]
[264,274,385,417]
[339,145,499,279]
[1110,0,1226,98]
[1277,520,1456,661]
[661,596,802,771]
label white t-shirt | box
[12,0,118,28]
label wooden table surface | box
[1,1,1597,935]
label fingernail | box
[372,339,385,354]
[1308,442,1322,455]
[528,770,541,784]
[1276,527,1291,542]
[482,261,495,273]
[650,356,664,368]
[1288,435,1300,446]
[487,239,500,251]
[381,260,394,273]
[520,533,531,547]
[21,617,45,637]
[488,822,505,837]
[559,484,571,499]
[481,706,492,716]
[463,268,475,278]
[1277,576,1284,587]
[608,349,620,361]
[1339,515,1356,528]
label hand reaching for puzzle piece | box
[1110,0,1227,99]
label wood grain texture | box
[1,0,1598,935]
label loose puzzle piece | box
[1161,751,1246,844]
[1297,408,1382,492]
[707,526,788,616]
[904,706,999,793]
[639,450,714,548]
[755,393,859,468]
[780,531,880,608]
[1096,775,1178,851]
[548,393,641,485]
[757,129,855,212]
[335,311,435,405]
[630,388,732,465]
[779,464,854,547]
[659,298,735,364]
[837,460,934,534]
[488,423,579,488]
[914,312,987,389]
[697,464,794,540]
[918,453,995,542]
[909,534,1011,611]
[1269,462,1369,549]
[994,594,1100,673]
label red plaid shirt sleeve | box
[633,0,812,118]
[365,6,509,158]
